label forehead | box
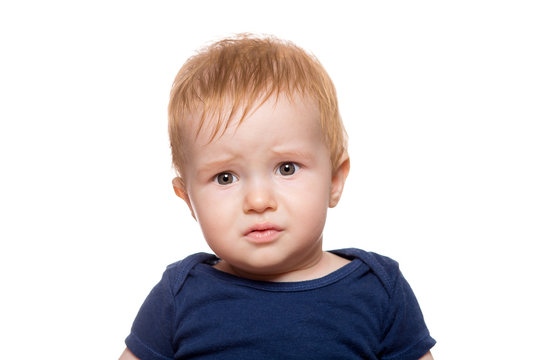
[182,94,329,178]
[183,93,321,146]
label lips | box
[244,223,283,243]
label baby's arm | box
[117,347,433,360]
[118,348,140,360]
[118,348,433,360]
[419,350,434,360]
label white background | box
[1,1,539,359]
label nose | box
[242,178,277,213]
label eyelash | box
[276,162,299,176]
[214,172,238,185]
[213,162,300,185]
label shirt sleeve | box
[379,266,436,360]
[125,269,176,360]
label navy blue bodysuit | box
[126,249,435,360]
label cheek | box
[280,176,331,221]
[190,189,237,236]
[298,195,329,230]
[284,191,328,246]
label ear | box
[329,153,350,208]
[172,177,196,219]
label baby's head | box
[168,34,347,178]
[168,34,350,280]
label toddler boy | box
[120,34,436,360]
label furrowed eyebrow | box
[269,148,314,160]
[197,155,238,173]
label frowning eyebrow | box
[196,148,315,175]
[196,154,240,173]
[269,148,314,160]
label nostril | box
[243,191,277,213]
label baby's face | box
[178,94,345,280]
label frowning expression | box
[177,94,345,280]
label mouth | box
[244,223,283,243]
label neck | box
[214,251,350,282]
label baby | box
[120,34,435,360]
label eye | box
[214,172,238,185]
[278,162,298,176]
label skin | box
[119,94,434,359]
[174,94,350,281]
[120,348,434,360]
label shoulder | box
[162,252,217,295]
[330,248,402,297]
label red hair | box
[168,34,347,175]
